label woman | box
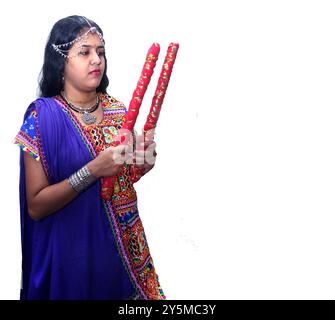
[13,15,166,300]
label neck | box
[62,85,98,107]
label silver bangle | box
[68,165,97,193]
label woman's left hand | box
[134,135,157,175]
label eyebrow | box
[80,45,105,49]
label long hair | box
[38,15,109,97]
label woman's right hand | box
[87,145,131,178]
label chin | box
[82,87,99,93]
[86,82,101,91]
[92,79,103,88]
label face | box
[63,31,106,93]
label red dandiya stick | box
[143,43,179,138]
[101,43,160,200]
[122,43,160,131]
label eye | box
[79,51,89,56]
[98,51,105,57]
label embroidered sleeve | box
[13,109,40,161]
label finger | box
[139,140,156,150]
[125,150,134,164]
[135,134,145,147]
[147,141,156,149]
[134,149,145,164]
[134,153,145,164]
[112,148,127,163]
[113,144,127,154]
[145,142,156,153]
[135,150,146,157]
[144,143,157,164]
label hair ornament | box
[51,16,104,59]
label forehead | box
[71,33,105,50]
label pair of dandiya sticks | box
[101,42,179,200]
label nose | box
[91,51,102,65]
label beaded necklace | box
[61,92,100,125]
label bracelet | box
[68,165,97,193]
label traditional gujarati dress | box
[13,93,165,300]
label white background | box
[1,0,335,300]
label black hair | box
[38,15,109,97]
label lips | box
[89,69,101,75]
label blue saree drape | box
[19,97,140,300]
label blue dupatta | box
[19,97,138,300]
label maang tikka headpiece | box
[51,16,105,59]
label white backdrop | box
[1,0,335,300]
